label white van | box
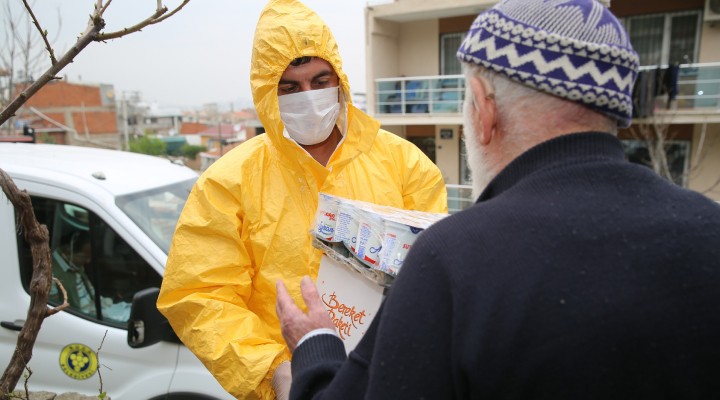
[0,143,233,400]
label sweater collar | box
[478,132,626,202]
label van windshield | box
[115,178,196,254]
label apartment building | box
[365,0,720,206]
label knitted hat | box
[457,0,639,127]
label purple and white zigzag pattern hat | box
[457,0,639,128]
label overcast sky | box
[2,0,375,111]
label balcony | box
[374,62,720,124]
[375,75,466,125]
[446,184,474,214]
[636,62,720,124]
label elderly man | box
[157,0,447,398]
[276,0,720,399]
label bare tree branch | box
[46,277,69,317]
[21,0,56,65]
[95,5,166,41]
[96,331,108,398]
[0,168,54,396]
[23,365,32,400]
[150,0,190,26]
[100,0,113,16]
[96,0,190,41]
[0,16,104,125]
[1,0,190,127]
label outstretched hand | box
[276,276,335,353]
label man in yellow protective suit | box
[156,0,448,398]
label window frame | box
[17,195,163,329]
[622,10,702,66]
[439,31,467,76]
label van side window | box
[17,197,162,328]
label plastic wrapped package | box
[313,193,448,285]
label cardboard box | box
[315,253,385,353]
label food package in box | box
[313,193,448,276]
[314,193,341,242]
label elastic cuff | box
[291,334,346,374]
[297,328,340,348]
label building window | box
[440,32,466,75]
[624,11,701,66]
[407,136,436,163]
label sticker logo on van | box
[59,343,98,380]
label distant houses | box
[2,79,263,171]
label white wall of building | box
[398,20,439,77]
[380,125,406,138]
[699,23,720,62]
[435,125,460,184]
[689,123,720,199]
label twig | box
[0,14,104,125]
[20,0,56,65]
[96,0,190,41]
[22,366,31,400]
[96,6,167,41]
[96,331,108,398]
[100,0,113,16]
[46,277,69,317]
[150,0,190,26]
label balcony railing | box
[639,62,720,110]
[375,75,465,115]
[446,184,474,214]
[375,62,720,116]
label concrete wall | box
[689,123,720,200]
[398,20,439,77]
[368,19,401,79]
[366,16,400,116]
[380,124,406,138]
[699,23,720,63]
[694,20,720,201]
[435,125,460,184]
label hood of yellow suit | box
[251,0,354,152]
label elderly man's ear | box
[468,76,497,146]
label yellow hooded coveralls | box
[157,0,448,398]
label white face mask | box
[279,86,340,146]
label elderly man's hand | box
[276,275,335,352]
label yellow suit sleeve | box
[157,177,290,400]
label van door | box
[0,194,180,399]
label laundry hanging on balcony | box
[656,64,680,109]
[632,65,680,118]
[633,69,656,118]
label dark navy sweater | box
[290,132,720,400]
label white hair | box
[461,63,617,198]
[463,64,617,148]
